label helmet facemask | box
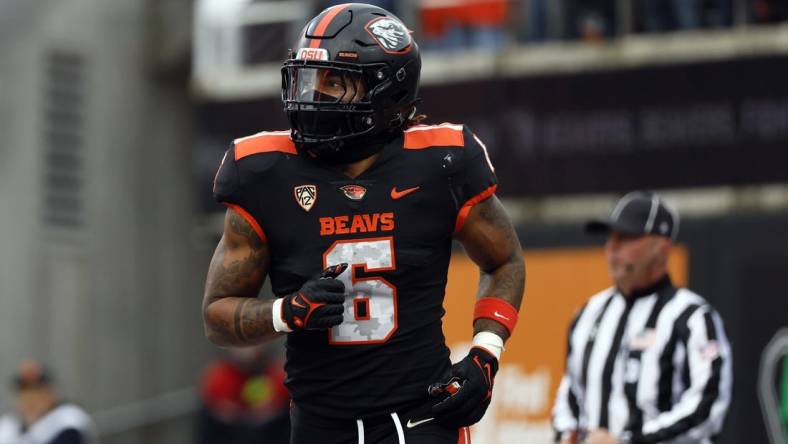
[282,58,415,163]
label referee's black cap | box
[586,191,679,240]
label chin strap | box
[300,130,400,165]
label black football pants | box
[290,402,469,444]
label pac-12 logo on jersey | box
[295,185,317,211]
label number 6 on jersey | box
[323,237,397,345]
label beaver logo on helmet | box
[365,17,411,53]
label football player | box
[202,4,525,443]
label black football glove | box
[280,263,347,331]
[428,346,499,428]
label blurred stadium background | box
[1,0,787,443]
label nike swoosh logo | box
[406,417,434,428]
[493,311,510,320]
[291,294,306,309]
[391,186,420,200]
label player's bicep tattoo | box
[203,209,275,345]
[207,209,269,300]
[227,207,264,251]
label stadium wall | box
[0,1,207,443]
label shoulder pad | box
[212,147,239,204]
[234,130,297,160]
[233,130,296,174]
[213,130,294,204]
[403,123,465,150]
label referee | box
[552,191,732,444]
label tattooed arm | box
[454,195,525,341]
[202,208,279,346]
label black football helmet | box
[282,3,421,163]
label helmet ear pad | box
[370,56,421,130]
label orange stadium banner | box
[443,246,688,444]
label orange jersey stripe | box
[224,203,267,242]
[234,132,297,160]
[453,184,498,234]
[457,426,471,444]
[309,4,351,48]
[403,124,465,149]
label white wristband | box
[472,331,504,360]
[272,298,292,333]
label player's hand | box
[428,346,498,427]
[280,263,347,331]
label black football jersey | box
[213,124,497,419]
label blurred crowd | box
[321,0,788,50]
[198,343,290,444]
[202,0,788,69]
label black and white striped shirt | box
[552,276,732,444]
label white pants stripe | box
[390,412,406,444]
[355,413,407,444]
[356,419,365,444]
